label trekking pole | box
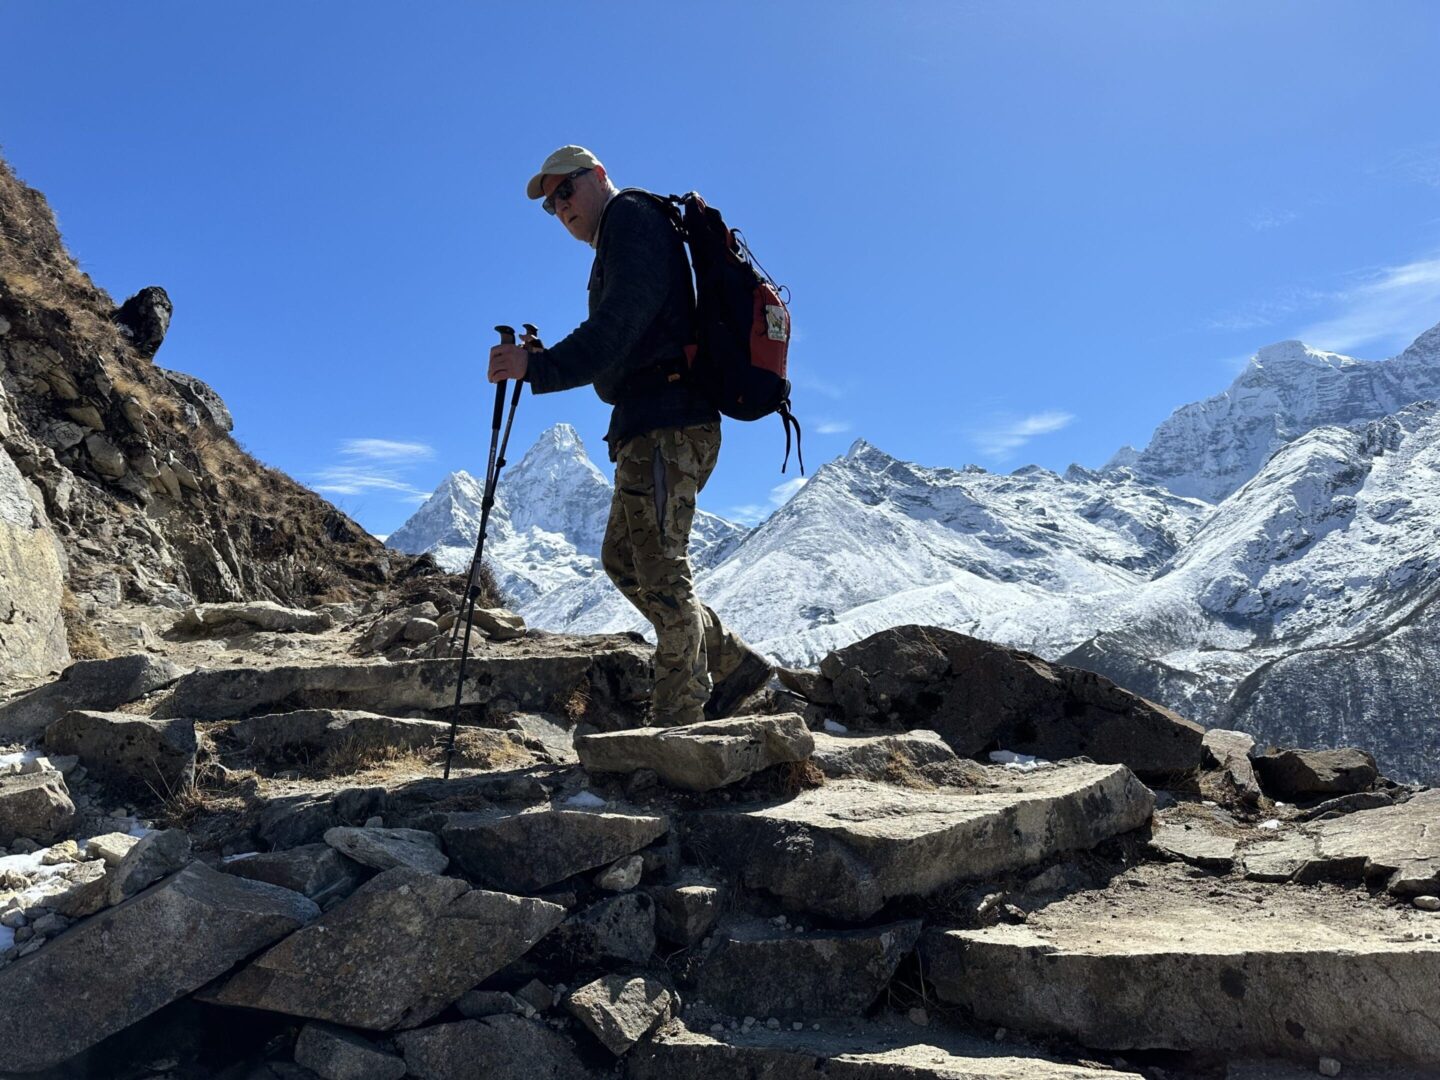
[442,324,529,779]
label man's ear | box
[593,164,608,184]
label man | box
[487,145,771,725]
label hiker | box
[487,145,772,725]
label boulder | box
[159,637,650,723]
[114,285,173,356]
[687,764,1154,920]
[1200,728,1262,805]
[441,806,668,893]
[206,868,565,1029]
[229,709,449,764]
[220,844,366,905]
[1253,747,1379,801]
[0,440,67,678]
[177,601,332,635]
[575,714,813,792]
[83,830,140,867]
[697,918,921,1018]
[923,870,1440,1064]
[44,710,196,795]
[810,729,982,786]
[650,881,722,946]
[0,863,318,1072]
[358,603,439,654]
[595,854,643,892]
[395,1016,592,1080]
[538,891,656,967]
[0,654,183,743]
[0,772,75,845]
[629,1021,1145,1078]
[157,365,232,429]
[566,974,676,1055]
[473,607,526,642]
[809,626,1203,782]
[293,1022,406,1080]
[108,829,192,903]
[42,858,110,917]
[324,826,448,874]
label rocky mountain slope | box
[386,423,747,608]
[1106,327,1440,502]
[0,156,400,681]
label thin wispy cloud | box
[340,438,436,462]
[1375,142,1440,189]
[1205,285,1328,333]
[971,410,1075,459]
[729,475,810,526]
[790,374,847,401]
[1294,255,1440,354]
[313,437,437,500]
[814,419,852,435]
[1248,209,1298,232]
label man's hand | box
[488,343,529,383]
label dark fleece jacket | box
[525,188,718,458]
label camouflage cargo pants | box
[603,422,747,725]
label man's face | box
[544,167,607,244]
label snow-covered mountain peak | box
[1396,320,1440,366]
[1248,339,1357,373]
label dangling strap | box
[779,402,804,475]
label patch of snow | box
[222,851,258,863]
[1258,819,1282,830]
[563,790,606,809]
[988,750,1048,770]
[822,719,848,734]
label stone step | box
[575,714,813,792]
[922,862,1440,1065]
[628,1019,1145,1078]
[686,763,1154,920]
[157,634,651,722]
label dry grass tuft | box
[560,681,592,723]
[779,758,826,795]
[60,586,112,661]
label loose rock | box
[395,1016,590,1080]
[108,829,192,903]
[323,826,448,874]
[1253,748,1379,802]
[566,973,676,1055]
[0,655,183,743]
[44,710,197,796]
[0,772,76,846]
[293,1021,406,1080]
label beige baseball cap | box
[526,145,604,200]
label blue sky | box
[5,1,1439,533]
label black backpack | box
[654,192,803,474]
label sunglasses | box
[542,168,591,215]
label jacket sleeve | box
[526,195,675,394]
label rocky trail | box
[0,605,1436,1080]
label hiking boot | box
[704,646,773,720]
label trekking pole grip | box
[492,324,515,425]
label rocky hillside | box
[0,615,1435,1078]
[0,156,400,681]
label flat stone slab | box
[0,863,318,1072]
[923,867,1440,1064]
[442,806,668,893]
[1240,790,1440,895]
[178,601,332,635]
[206,867,565,1030]
[687,764,1154,920]
[575,714,813,791]
[324,826,448,874]
[159,635,651,722]
[229,709,450,764]
[0,655,183,743]
[697,918,921,1018]
[629,1020,1145,1078]
[1148,822,1239,871]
